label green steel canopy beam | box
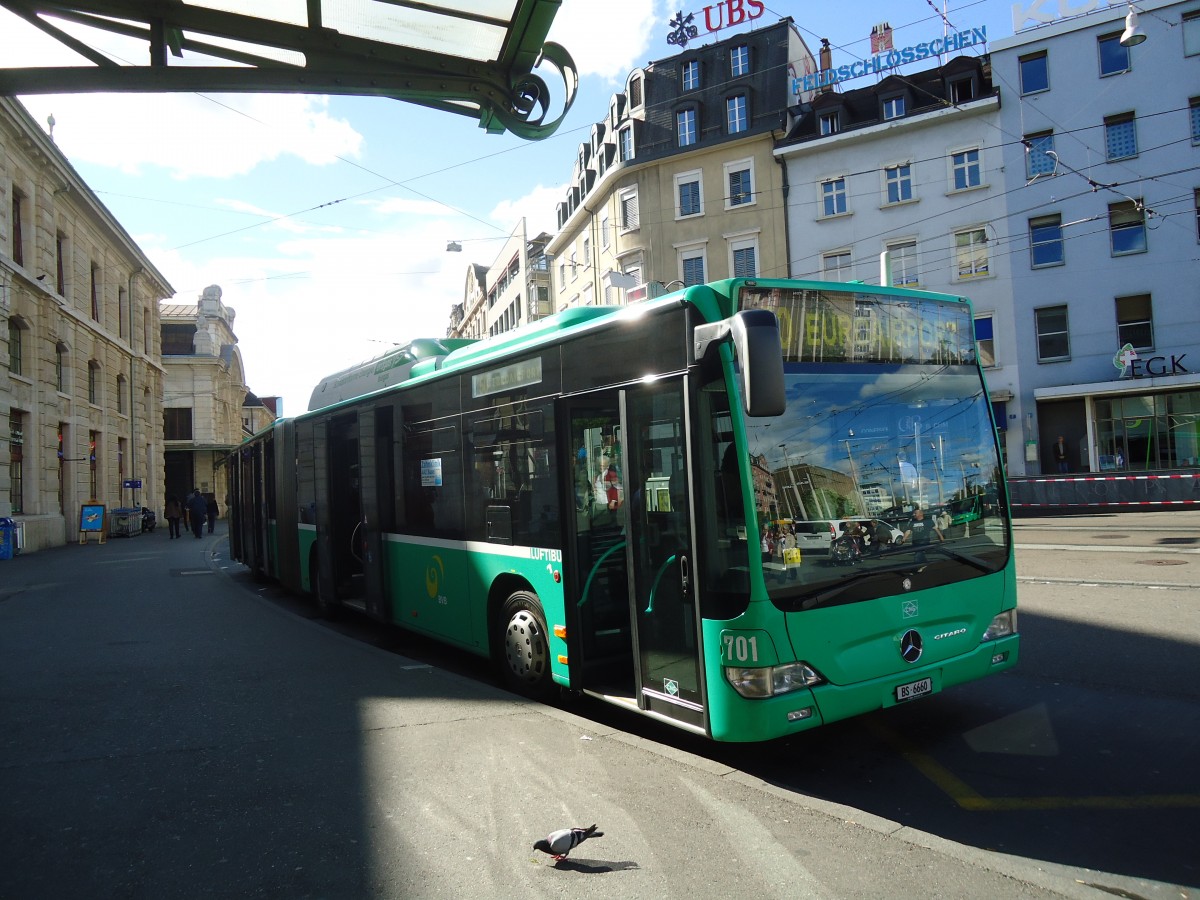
[0,0,577,140]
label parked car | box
[788,520,838,554]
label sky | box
[0,0,1076,415]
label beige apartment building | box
[160,285,248,515]
[2,97,172,552]
[449,218,552,340]
[547,18,814,307]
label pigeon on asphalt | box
[533,823,604,860]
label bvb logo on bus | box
[425,555,446,601]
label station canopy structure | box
[0,0,577,139]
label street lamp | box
[1120,2,1147,47]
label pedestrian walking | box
[206,493,218,534]
[187,489,207,539]
[902,506,944,563]
[164,495,183,539]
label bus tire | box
[497,591,552,699]
[311,555,341,620]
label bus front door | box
[564,379,705,734]
[625,380,705,733]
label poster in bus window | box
[421,458,443,487]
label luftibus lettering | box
[529,548,563,563]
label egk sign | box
[667,1,764,48]
[1113,344,1190,379]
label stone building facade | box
[160,286,247,515]
[2,96,172,551]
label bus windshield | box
[743,363,1008,610]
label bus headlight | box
[724,661,824,698]
[981,609,1017,642]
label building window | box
[676,171,703,218]
[819,111,839,135]
[1098,33,1130,76]
[569,251,577,278]
[1035,305,1070,361]
[164,408,194,441]
[974,314,996,368]
[727,94,748,134]
[618,126,633,162]
[680,247,706,286]
[55,343,66,392]
[1184,9,1200,56]
[725,159,754,208]
[8,411,23,515]
[949,76,975,104]
[582,237,590,268]
[88,361,99,404]
[90,263,100,320]
[954,228,989,279]
[10,190,24,267]
[1019,51,1049,94]
[558,261,565,290]
[821,177,847,217]
[882,95,905,120]
[1116,294,1153,350]
[951,148,981,190]
[730,238,757,277]
[886,239,918,286]
[600,212,610,249]
[619,188,640,229]
[821,250,852,281]
[55,232,67,295]
[1195,188,1200,241]
[730,45,749,77]
[117,375,127,414]
[629,75,643,109]
[1105,113,1137,161]
[1030,215,1064,268]
[1191,97,1200,143]
[884,164,912,204]
[1109,200,1147,255]
[8,319,21,376]
[682,59,700,91]
[677,108,697,146]
[1025,132,1056,177]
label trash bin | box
[0,517,14,560]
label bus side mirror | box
[694,309,785,417]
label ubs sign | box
[667,1,765,48]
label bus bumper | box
[707,634,1019,743]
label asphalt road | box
[0,512,1196,898]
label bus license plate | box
[895,678,932,702]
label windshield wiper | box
[924,543,995,573]
[799,562,926,611]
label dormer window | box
[819,111,839,136]
[629,74,643,108]
[882,95,905,120]
[682,59,700,91]
[949,76,976,104]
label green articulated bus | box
[228,278,1018,742]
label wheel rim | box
[503,609,547,685]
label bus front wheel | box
[497,591,552,699]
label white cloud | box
[20,93,362,179]
[550,0,659,82]
[490,184,566,239]
[370,196,461,218]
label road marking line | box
[863,719,1200,812]
[1015,543,1200,554]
